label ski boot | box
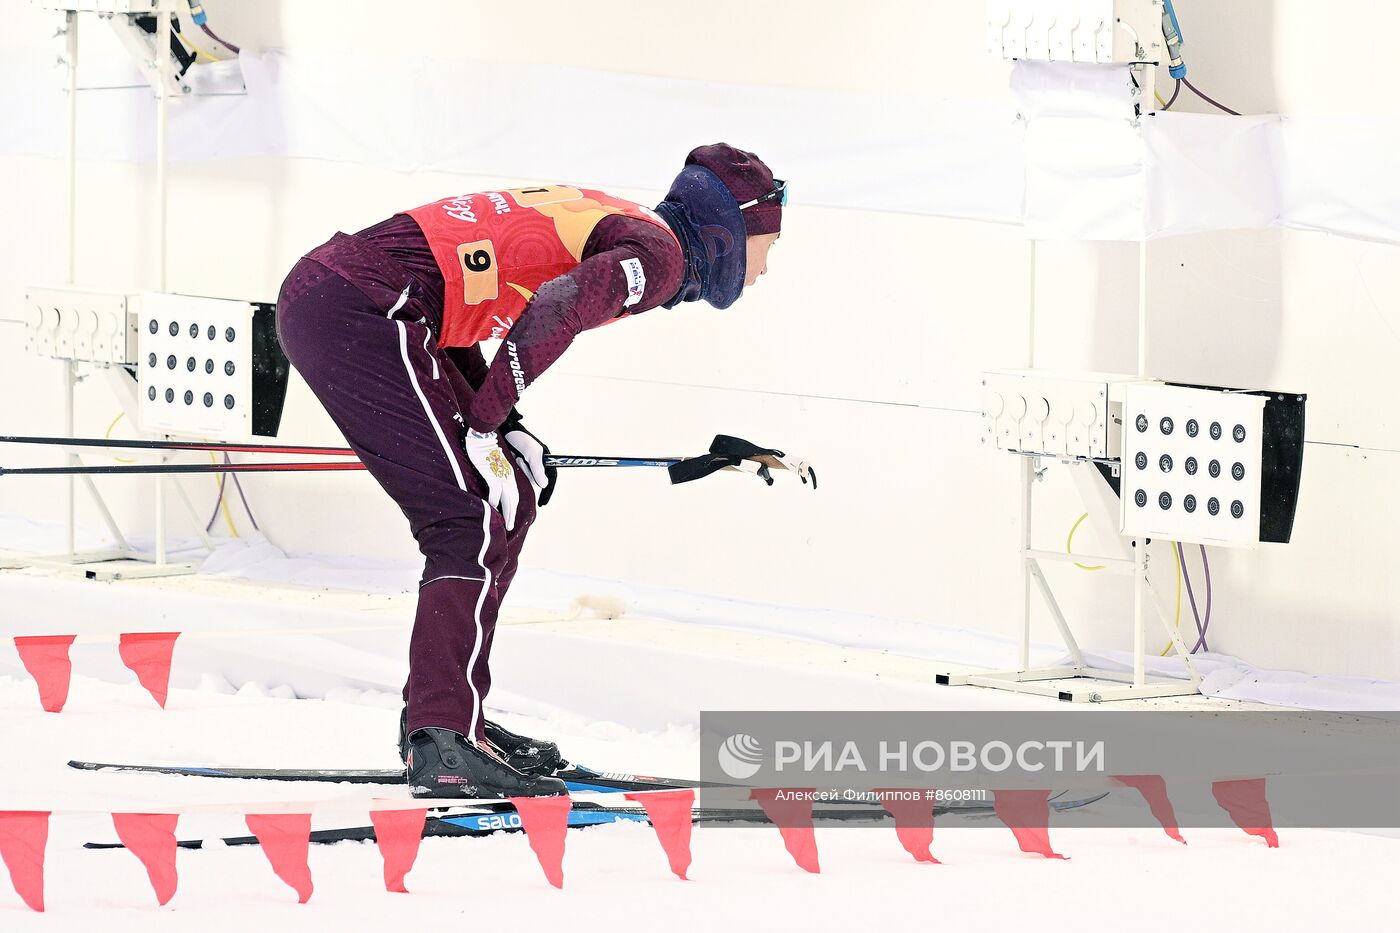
[406,727,567,799]
[399,709,566,776]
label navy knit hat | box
[684,143,782,236]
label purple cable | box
[1178,542,1206,653]
[1164,79,1182,111]
[205,462,228,532]
[1197,544,1213,652]
[1183,78,1240,116]
[230,470,260,531]
[200,22,240,55]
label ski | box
[67,759,723,793]
[83,794,1109,850]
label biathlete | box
[275,143,785,798]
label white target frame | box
[136,292,257,440]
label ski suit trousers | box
[275,232,535,744]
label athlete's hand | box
[503,421,557,507]
[464,429,519,531]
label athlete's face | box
[744,233,780,287]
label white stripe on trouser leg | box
[386,283,411,318]
[464,506,493,743]
[396,320,467,492]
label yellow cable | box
[104,412,137,463]
[205,448,240,538]
[1159,540,1183,656]
[1155,89,1168,108]
[1066,513,1104,571]
[177,30,222,64]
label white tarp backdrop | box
[1,47,1397,243]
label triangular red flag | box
[369,806,427,893]
[510,795,571,888]
[118,632,180,708]
[993,790,1068,859]
[112,813,179,905]
[245,813,314,902]
[0,811,50,912]
[876,789,940,864]
[750,789,820,873]
[14,635,76,713]
[1212,778,1279,847]
[624,789,694,879]
[1111,775,1186,844]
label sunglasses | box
[738,178,788,210]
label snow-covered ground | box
[3,519,1400,928]
[4,676,1399,931]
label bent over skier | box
[275,144,785,798]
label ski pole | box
[0,434,356,457]
[0,457,686,478]
[0,461,368,477]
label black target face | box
[1158,492,1172,510]
[1135,451,1148,470]
[205,359,214,374]
[1159,416,1174,436]
[1209,459,1221,479]
[203,392,213,407]
[147,386,156,401]
[1233,424,1246,443]
[1186,419,1199,438]
[224,360,235,376]
[189,323,199,338]
[168,321,179,336]
[1210,421,1222,440]
[224,394,235,410]
[186,357,196,372]
[1135,489,1148,508]
[207,325,216,340]
[225,327,236,343]
[166,355,176,370]
[147,353,156,367]
[1208,497,1220,516]
[1159,454,1173,473]
[1185,457,1198,475]
[1231,500,1244,518]
[184,390,193,405]
[1232,462,1245,481]
[1135,414,1149,433]
[1184,494,1197,513]
[164,388,174,403]
[148,319,159,334]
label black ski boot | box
[406,727,567,799]
[399,708,566,776]
[484,718,567,775]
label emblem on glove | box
[485,448,511,479]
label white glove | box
[464,429,519,531]
[503,426,555,505]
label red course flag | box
[0,811,50,912]
[245,813,314,902]
[13,635,76,713]
[118,632,180,708]
[993,790,1068,859]
[1111,775,1186,844]
[1212,778,1279,847]
[750,789,820,873]
[876,789,940,864]
[369,806,427,893]
[624,789,695,880]
[112,813,179,905]
[510,795,572,888]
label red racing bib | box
[402,185,678,347]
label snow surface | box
[4,675,1400,930]
[4,517,1400,927]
